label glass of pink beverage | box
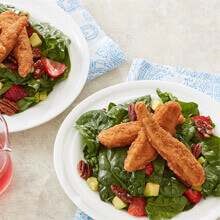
[0,115,12,194]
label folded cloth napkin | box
[54,0,126,82]
[74,58,219,220]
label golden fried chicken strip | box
[0,15,28,63]
[0,43,6,59]
[98,121,141,147]
[124,129,158,172]
[153,101,182,136]
[0,11,33,77]
[142,110,205,187]
[177,114,185,125]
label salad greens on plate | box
[0,4,71,114]
[75,89,220,220]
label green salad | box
[75,89,220,220]
[0,4,71,114]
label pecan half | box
[190,144,202,159]
[32,48,42,59]
[128,103,137,121]
[7,53,17,65]
[195,119,214,138]
[0,99,19,116]
[77,160,92,179]
[111,185,133,203]
[33,60,45,79]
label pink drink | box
[0,151,12,194]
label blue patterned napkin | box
[54,0,126,82]
[74,58,219,220]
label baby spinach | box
[98,147,145,202]
[146,156,165,184]
[75,110,114,155]
[31,21,71,61]
[107,95,151,124]
[175,119,196,149]
[156,89,199,118]
[145,195,188,220]
[16,97,36,112]
[0,3,18,13]
[160,168,186,197]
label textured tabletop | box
[0,0,219,219]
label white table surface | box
[0,0,219,219]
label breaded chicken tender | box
[0,15,28,63]
[0,42,6,58]
[0,11,33,77]
[124,129,158,172]
[98,121,141,147]
[177,114,185,125]
[153,101,182,136]
[98,101,183,148]
[142,110,205,187]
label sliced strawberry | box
[145,163,154,175]
[188,116,211,125]
[4,62,18,71]
[184,189,202,204]
[128,196,147,217]
[3,85,27,102]
[41,57,67,78]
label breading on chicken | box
[0,11,33,77]
[177,114,185,125]
[99,101,182,148]
[0,42,6,59]
[98,121,141,148]
[0,15,28,63]
[141,109,205,187]
[124,129,158,172]
[153,101,182,136]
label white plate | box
[0,0,89,132]
[54,81,220,220]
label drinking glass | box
[0,115,12,194]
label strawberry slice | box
[128,196,147,217]
[184,189,202,204]
[188,116,211,125]
[145,163,154,175]
[41,57,67,78]
[3,85,27,102]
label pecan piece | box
[0,99,19,116]
[32,48,42,59]
[128,103,137,121]
[195,119,215,138]
[7,53,17,65]
[77,160,92,179]
[111,185,133,203]
[190,144,202,159]
[33,60,45,79]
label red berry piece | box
[145,163,154,175]
[128,196,147,217]
[3,85,27,102]
[184,189,202,204]
[41,57,67,78]
[192,116,211,125]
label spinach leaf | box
[0,81,13,95]
[160,168,186,197]
[146,156,165,184]
[83,146,99,178]
[202,163,219,197]
[183,200,195,211]
[75,110,114,155]
[31,21,71,61]
[16,97,36,112]
[201,136,220,165]
[156,89,199,118]
[212,185,220,197]
[156,88,178,103]
[107,95,151,124]
[145,195,188,220]
[98,147,145,202]
[0,68,31,85]
[175,119,196,149]
[0,4,18,13]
